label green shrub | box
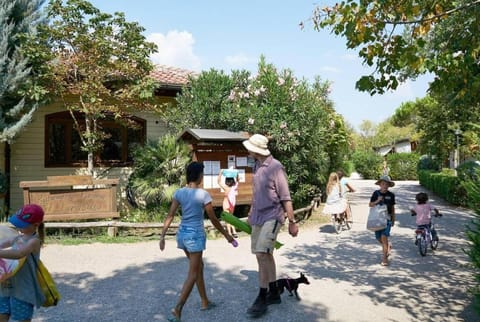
[417,155,442,171]
[387,153,419,180]
[463,168,480,312]
[351,151,383,179]
[418,170,468,206]
[457,161,480,181]
[122,204,171,223]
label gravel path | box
[34,180,478,322]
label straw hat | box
[242,134,271,156]
[375,175,395,187]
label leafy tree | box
[412,95,479,165]
[310,0,480,108]
[128,134,190,212]
[354,118,412,154]
[0,0,47,143]
[165,57,349,206]
[375,120,414,147]
[390,100,419,127]
[354,120,377,152]
[41,0,158,175]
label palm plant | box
[128,134,191,210]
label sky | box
[88,0,432,130]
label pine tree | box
[0,0,45,143]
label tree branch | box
[378,0,480,25]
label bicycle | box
[414,213,442,256]
[331,204,352,234]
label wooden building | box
[179,129,253,208]
[1,65,195,214]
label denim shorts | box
[375,220,392,240]
[0,296,34,321]
[176,226,206,253]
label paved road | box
[34,180,478,322]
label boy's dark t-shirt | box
[370,190,396,215]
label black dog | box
[276,273,310,300]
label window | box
[45,111,146,167]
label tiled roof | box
[149,65,196,87]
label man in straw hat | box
[242,134,298,318]
[369,175,396,266]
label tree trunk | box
[85,116,95,176]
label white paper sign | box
[236,157,248,167]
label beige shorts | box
[251,219,281,254]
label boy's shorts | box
[176,225,206,252]
[375,220,392,240]
[0,296,34,321]
[251,219,281,254]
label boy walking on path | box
[242,134,298,318]
[369,175,396,266]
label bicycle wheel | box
[431,235,439,250]
[345,205,352,230]
[331,215,341,234]
[418,236,428,256]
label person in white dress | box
[322,172,347,216]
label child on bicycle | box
[411,192,440,243]
[336,169,355,223]
[322,172,347,217]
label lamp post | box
[454,128,462,172]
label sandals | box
[167,301,216,321]
[200,301,217,311]
[168,308,181,322]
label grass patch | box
[46,235,160,245]
[43,205,330,245]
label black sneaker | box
[247,296,267,318]
[266,292,281,305]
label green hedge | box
[418,170,468,206]
[351,151,383,179]
[388,153,419,180]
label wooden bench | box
[19,175,119,222]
